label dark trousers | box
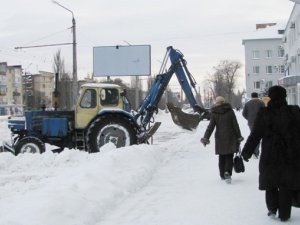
[218,154,234,178]
[265,188,293,220]
[249,125,260,156]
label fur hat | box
[251,92,258,98]
[268,85,286,101]
[215,96,225,105]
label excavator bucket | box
[167,102,202,130]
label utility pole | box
[52,0,78,105]
[15,1,78,108]
[72,15,78,105]
[135,76,139,110]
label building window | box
[0,64,6,74]
[254,81,261,89]
[0,86,6,96]
[266,65,273,74]
[279,65,285,73]
[253,66,260,74]
[252,50,260,59]
[278,46,285,57]
[265,81,273,89]
[265,50,272,58]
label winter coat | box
[203,103,242,155]
[242,98,265,129]
[242,100,300,190]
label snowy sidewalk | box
[0,111,299,225]
[96,136,261,224]
[97,112,300,225]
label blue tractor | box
[4,46,207,155]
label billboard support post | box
[135,76,139,110]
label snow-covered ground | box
[0,110,299,225]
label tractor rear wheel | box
[15,136,45,155]
[86,115,137,153]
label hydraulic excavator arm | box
[135,46,206,132]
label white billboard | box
[93,45,151,76]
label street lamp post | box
[52,0,78,105]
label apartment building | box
[7,65,23,105]
[0,62,23,115]
[281,4,300,106]
[0,63,23,105]
[23,71,54,110]
[0,62,7,104]
[242,24,286,99]
[0,63,55,114]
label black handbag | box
[233,147,245,173]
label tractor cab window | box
[100,88,119,106]
[80,89,96,108]
[121,90,131,112]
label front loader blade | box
[167,103,201,130]
[1,141,15,155]
[139,122,161,143]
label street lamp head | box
[52,0,74,18]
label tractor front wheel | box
[14,136,45,155]
[86,115,137,153]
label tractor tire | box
[86,114,137,153]
[14,136,45,155]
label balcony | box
[278,75,300,87]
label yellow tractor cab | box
[75,83,127,129]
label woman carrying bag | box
[201,96,243,184]
[242,85,300,222]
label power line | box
[22,27,71,46]
[15,43,73,50]
[0,47,53,64]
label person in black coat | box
[242,85,300,222]
[242,92,265,158]
[201,96,243,184]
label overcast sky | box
[0,0,295,90]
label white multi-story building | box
[242,24,286,99]
[0,63,55,114]
[0,63,23,115]
[280,3,300,106]
[6,65,23,105]
[23,71,55,110]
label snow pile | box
[0,144,163,225]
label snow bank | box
[0,144,164,225]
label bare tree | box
[53,49,65,79]
[102,78,129,90]
[130,76,143,109]
[146,76,155,90]
[206,60,242,104]
[53,49,72,110]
